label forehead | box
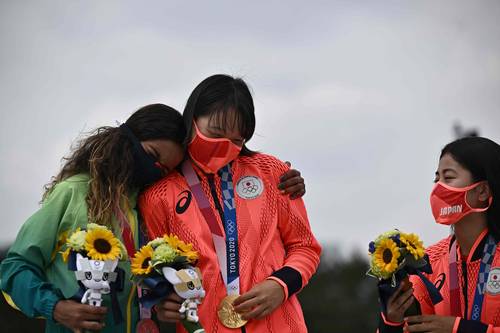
[438,153,467,173]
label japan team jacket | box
[379,229,500,333]
[139,153,322,333]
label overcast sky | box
[1,1,499,256]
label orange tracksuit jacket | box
[139,153,322,333]
[379,230,500,333]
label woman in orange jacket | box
[139,74,321,333]
[380,137,500,333]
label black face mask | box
[120,123,163,189]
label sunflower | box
[164,234,199,263]
[85,228,122,261]
[164,234,182,250]
[53,230,69,261]
[182,250,199,263]
[372,238,401,279]
[131,245,154,275]
[178,243,199,263]
[61,247,71,262]
[400,233,425,260]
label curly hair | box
[43,104,186,227]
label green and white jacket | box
[0,174,140,333]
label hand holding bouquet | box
[131,234,205,333]
[61,223,127,325]
[367,230,442,316]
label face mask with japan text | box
[430,181,492,225]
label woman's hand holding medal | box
[233,279,285,320]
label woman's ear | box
[478,182,491,202]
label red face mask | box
[188,122,242,174]
[430,181,492,225]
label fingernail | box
[280,190,286,194]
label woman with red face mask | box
[139,74,321,333]
[378,137,500,333]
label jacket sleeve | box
[376,311,404,333]
[138,189,172,240]
[270,161,322,298]
[456,319,499,333]
[0,182,76,320]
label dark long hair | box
[441,137,500,241]
[183,74,256,156]
[44,103,185,226]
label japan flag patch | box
[486,268,500,295]
[236,176,264,200]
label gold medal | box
[217,295,247,328]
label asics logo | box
[176,190,192,214]
[434,273,446,291]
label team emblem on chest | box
[486,268,500,295]
[236,176,264,200]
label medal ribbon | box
[448,239,461,317]
[219,164,241,295]
[182,160,240,295]
[449,234,497,320]
[470,235,496,320]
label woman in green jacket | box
[0,103,306,332]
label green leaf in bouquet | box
[366,268,377,279]
[390,273,397,288]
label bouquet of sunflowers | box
[131,234,206,333]
[60,223,127,324]
[367,230,426,285]
[367,230,442,316]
